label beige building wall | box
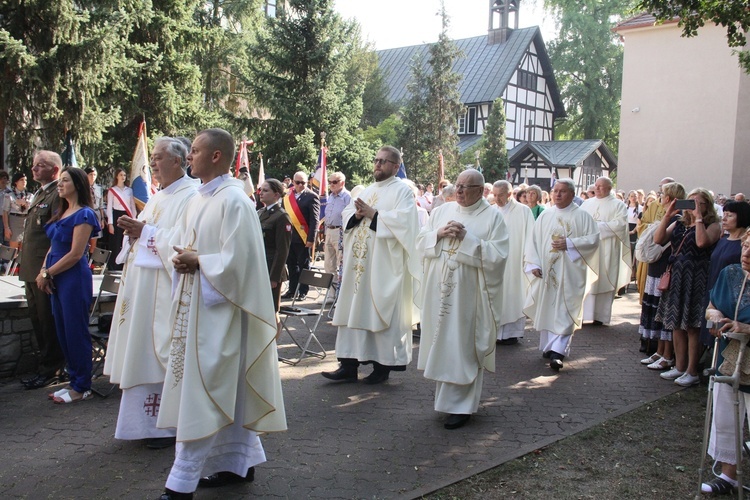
[617,22,750,196]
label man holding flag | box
[282,171,320,301]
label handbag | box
[656,228,690,292]
[635,222,669,264]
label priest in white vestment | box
[156,129,286,500]
[580,176,631,325]
[104,137,198,448]
[524,178,600,371]
[417,169,509,430]
[324,145,421,385]
[492,180,534,345]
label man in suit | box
[282,171,319,300]
[19,151,65,389]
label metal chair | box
[88,248,112,275]
[89,272,121,397]
[278,269,334,365]
[0,244,19,276]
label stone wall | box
[0,306,38,378]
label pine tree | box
[246,0,367,178]
[398,5,464,184]
[480,97,509,181]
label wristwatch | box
[41,268,51,279]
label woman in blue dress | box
[36,168,101,404]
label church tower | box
[488,0,519,45]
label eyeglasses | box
[328,180,340,185]
[374,158,397,166]
[294,180,306,185]
[588,190,595,194]
[455,184,483,191]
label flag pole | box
[312,131,327,264]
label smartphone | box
[674,199,696,210]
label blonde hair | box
[683,188,718,226]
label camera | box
[674,199,696,210]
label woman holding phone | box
[654,188,721,386]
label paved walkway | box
[0,291,685,499]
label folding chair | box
[278,269,334,365]
[89,272,121,397]
[0,244,19,276]
[88,248,112,275]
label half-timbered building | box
[377,1,565,153]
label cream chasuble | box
[157,177,286,442]
[105,176,199,388]
[496,198,534,334]
[581,194,631,295]
[332,176,421,366]
[416,199,508,385]
[524,203,600,337]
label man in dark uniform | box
[282,171,319,300]
[19,151,65,389]
[257,179,292,315]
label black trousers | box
[286,241,310,295]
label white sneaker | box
[674,373,700,387]
[660,367,684,380]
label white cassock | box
[417,199,508,414]
[332,176,421,366]
[158,175,286,493]
[104,175,198,440]
[496,198,534,340]
[580,194,631,324]
[524,203,599,356]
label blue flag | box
[397,161,407,179]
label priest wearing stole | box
[157,129,286,500]
[323,145,421,384]
[580,176,631,325]
[524,178,600,371]
[104,137,198,449]
[417,169,509,430]
[492,180,534,346]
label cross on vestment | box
[147,236,159,255]
[143,393,161,417]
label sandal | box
[640,352,661,365]
[53,390,92,404]
[648,357,675,370]
[701,476,736,495]
[48,386,72,400]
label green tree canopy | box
[545,0,634,152]
[480,97,509,181]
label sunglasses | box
[294,180,306,185]
[329,180,340,185]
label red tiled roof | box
[613,12,679,32]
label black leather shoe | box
[198,467,255,488]
[296,293,307,301]
[146,437,176,449]
[550,359,564,370]
[542,351,551,359]
[444,413,471,430]
[321,366,357,382]
[157,488,193,499]
[362,369,389,385]
[280,292,295,300]
[23,374,58,390]
[496,338,519,346]
[591,320,604,326]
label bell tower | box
[488,0,519,45]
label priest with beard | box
[417,169,509,430]
[524,178,599,371]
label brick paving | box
[0,291,685,499]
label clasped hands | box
[354,198,376,221]
[437,220,466,241]
[117,215,145,239]
[173,246,199,274]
